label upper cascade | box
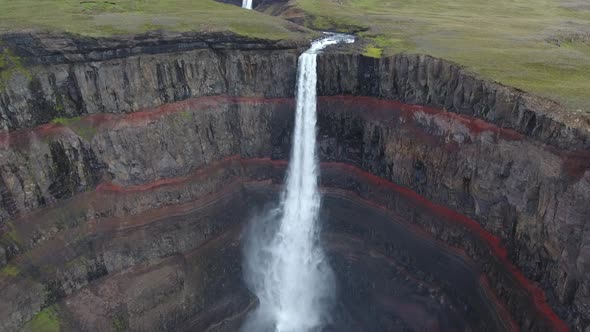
[242,0,253,10]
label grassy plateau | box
[0,0,311,41]
[293,0,590,111]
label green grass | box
[23,307,60,332]
[363,46,383,58]
[293,0,590,111]
[0,0,313,41]
[52,116,97,141]
[51,117,80,126]
[0,45,30,89]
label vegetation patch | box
[1,222,21,248]
[51,117,81,126]
[79,1,124,14]
[363,46,382,58]
[0,45,30,89]
[304,14,367,33]
[23,306,60,332]
[112,311,129,332]
[0,264,19,277]
[179,109,193,120]
[52,117,97,141]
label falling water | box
[242,0,253,9]
[242,34,355,332]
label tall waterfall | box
[242,34,354,332]
[242,0,252,9]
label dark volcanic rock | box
[0,96,585,330]
[315,97,589,330]
[317,53,590,150]
[0,33,588,331]
[0,32,302,130]
[2,31,304,65]
[0,158,567,331]
[0,98,293,222]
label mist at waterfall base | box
[242,0,252,9]
[241,34,355,332]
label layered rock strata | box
[0,32,301,130]
[0,154,565,331]
[0,33,588,331]
[0,95,584,330]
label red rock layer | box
[84,157,569,331]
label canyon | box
[0,29,589,332]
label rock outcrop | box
[317,53,590,150]
[0,32,301,130]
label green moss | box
[179,110,192,120]
[363,46,383,58]
[0,52,5,69]
[0,46,31,89]
[51,116,97,141]
[23,307,60,332]
[54,96,65,113]
[0,264,19,277]
[1,222,21,247]
[51,117,81,126]
[7,227,20,244]
[73,125,98,142]
[112,313,129,332]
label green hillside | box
[0,0,311,41]
[294,0,590,111]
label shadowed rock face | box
[0,155,568,331]
[0,34,588,331]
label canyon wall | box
[0,32,300,130]
[315,53,590,329]
[316,53,589,150]
[0,33,588,331]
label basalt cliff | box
[0,31,588,331]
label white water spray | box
[242,34,355,332]
[242,0,253,9]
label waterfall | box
[242,0,253,9]
[242,34,355,332]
